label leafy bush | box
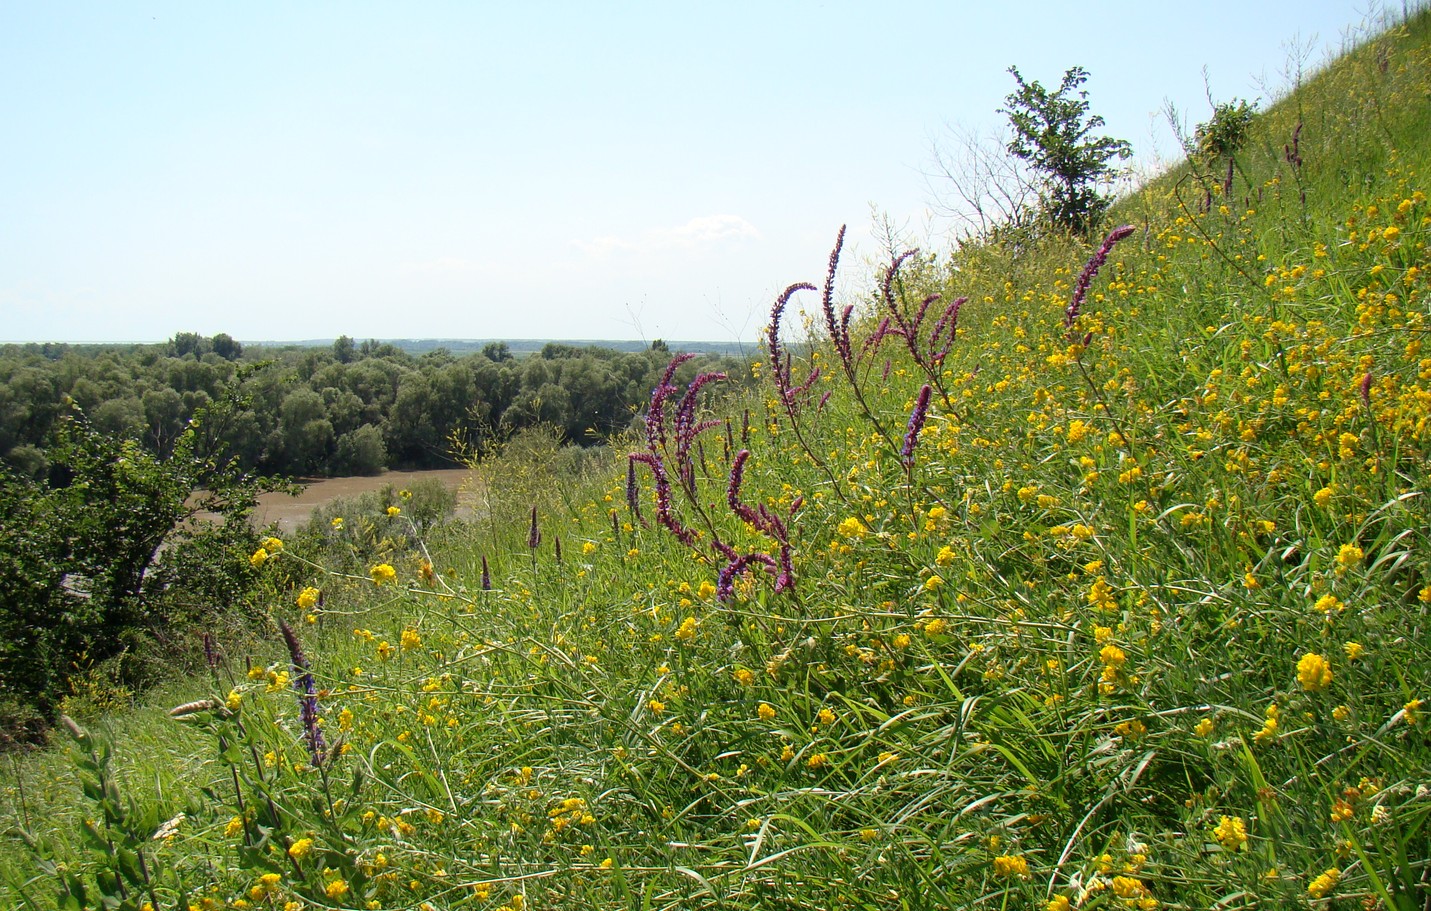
[0,405,271,737]
[1001,65,1132,234]
[1195,97,1258,161]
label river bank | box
[251,467,475,533]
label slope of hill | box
[4,10,1430,910]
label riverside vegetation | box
[4,10,1431,910]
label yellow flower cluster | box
[1297,652,1333,691]
[369,563,398,585]
[991,854,1028,877]
[1212,815,1247,850]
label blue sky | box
[0,2,1384,344]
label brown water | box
[251,468,475,533]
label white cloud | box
[576,214,761,258]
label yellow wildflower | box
[1335,543,1364,572]
[369,563,397,585]
[1314,594,1343,613]
[1307,867,1339,899]
[1330,799,1354,823]
[674,616,698,642]
[1297,653,1333,691]
[992,854,1029,877]
[1212,815,1247,851]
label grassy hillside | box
[5,10,1431,910]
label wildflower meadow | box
[4,10,1431,911]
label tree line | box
[0,334,747,479]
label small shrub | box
[1194,98,1258,161]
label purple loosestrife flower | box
[727,450,761,527]
[202,631,221,676]
[673,371,727,491]
[646,353,696,453]
[860,317,893,366]
[768,282,816,398]
[785,366,821,404]
[929,296,967,365]
[1066,225,1136,331]
[278,620,325,767]
[913,293,940,335]
[901,385,932,469]
[527,505,542,551]
[626,458,647,526]
[717,553,778,602]
[481,555,491,591]
[1360,371,1374,406]
[821,225,852,366]
[881,250,918,317]
[630,452,697,546]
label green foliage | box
[1001,65,1132,234]
[0,333,743,479]
[0,397,274,735]
[1195,98,1259,161]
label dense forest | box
[0,332,746,734]
[0,333,747,479]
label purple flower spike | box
[727,449,760,527]
[481,555,491,591]
[1066,225,1136,331]
[527,505,542,550]
[278,620,325,767]
[901,385,932,468]
[768,282,816,399]
[626,459,649,527]
[821,226,852,366]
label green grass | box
[5,9,1431,910]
